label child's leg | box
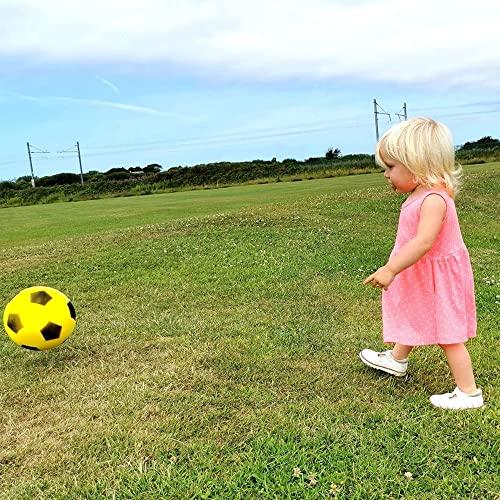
[439,343,477,394]
[392,343,413,361]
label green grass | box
[0,164,499,499]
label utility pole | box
[373,99,391,142]
[26,142,35,187]
[76,142,84,184]
[26,142,50,187]
[396,102,408,121]
[57,142,84,184]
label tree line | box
[0,137,498,207]
[0,153,376,207]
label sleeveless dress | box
[382,190,476,345]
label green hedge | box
[2,148,498,207]
[0,155,377,207]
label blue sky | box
[1,0,499,181]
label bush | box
[0,181,18,190]
[459,136,500,150]
[105,171,132,181]
[37,172,82,187]
[0,156,378,207]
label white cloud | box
[1,0,499,87]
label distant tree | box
[143,164,162,173]
[105,167,128,175]
[325,147,341,159]
[305,157,320,164]
[16,175,33,184]
[460,136,500,150]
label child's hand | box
[363,265,396,290]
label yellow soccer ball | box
[3,286,76,351]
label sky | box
[1,0,500,181]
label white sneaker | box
[359,349,408,377]
[430,387,484,410]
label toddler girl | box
[360,117,483,410]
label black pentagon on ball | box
[31,290,52,305]
[41,321,62,341]
[7,313,23,333]
[22,345,41,351]
[67,301,76,320]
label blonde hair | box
[375,117,462,198]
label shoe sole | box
[359,352,407,377]
[429,397,484,410]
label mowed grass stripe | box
[0,172,388,248]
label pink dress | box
[382,190,476,345]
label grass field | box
[0,164,499,499]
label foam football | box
[3,286,76,351]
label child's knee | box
[438,342,468,354]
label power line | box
[0,113,372,170]
[1,105,499,178]
[29,144,50,153]
[82,114,370,152]
[56,143,84,184]
[80,121,372,159]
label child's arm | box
[364,194,447,290]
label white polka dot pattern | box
[382,190,477,345]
